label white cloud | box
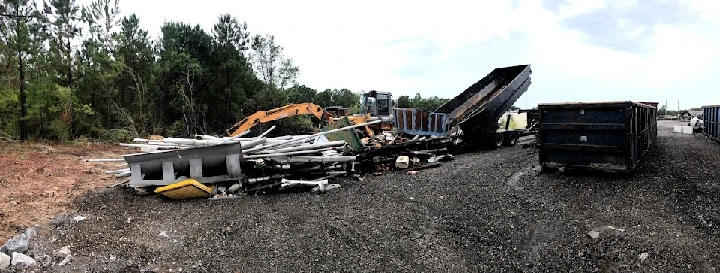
[555,0,608,18]
[76,0,720,109]
[679,0,720,24]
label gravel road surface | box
[16,120,720,272]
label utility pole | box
[665,99,668,117]
[677,99,680,120]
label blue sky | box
[80,0,720,109]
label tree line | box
[0,0,448,141]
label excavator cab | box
[361,90,391,117]
[361,90,393,124]
[325,106,350,118]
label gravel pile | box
[18,120,720,272]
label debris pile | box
[0,228,37,269]
[88,118,462,200]
[84,64,541,200]
[0,227,77,269]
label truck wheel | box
[504,132,518,147]
[493,133,504,148]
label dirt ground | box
[0,141,129,243]
[5,120,720,272]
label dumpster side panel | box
[704,105,720,142]
[538,101,656,172]
[392,108,450,136]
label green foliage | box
[0,1,365,141]
[314,88,361,108]
[262,116,316,137]
[48,118,69,141]
[410,93,450,112]
[397,95,411,108]
[349,104,362,115]
[286,85,317,104]
[0,88,19,136]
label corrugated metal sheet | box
[703,105,720,142]
[538,101,657,173]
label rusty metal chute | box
[393,64,533,144]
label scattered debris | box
[155,179,214,199]
[673,126,694,135]
[72,215,87,222]
[84,66,540,201]
[0,227,33,255]
[395,156,410,169]
[312,183,341,193]
[0,252,9,270]
[10,252,36,267]
[58,254,73,266]
[518,135,537,148]
[639,252,649,262]
[53,246,71,258]
[588,225,625,239]
[35,254,52,267]
[90,118,460,200]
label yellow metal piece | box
[154,179,214,200]
[227,103,333,137]
[345,114,376,138]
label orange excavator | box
[226,103,334,137]
[226,91,395,138]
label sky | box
[77,0,720,109]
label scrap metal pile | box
[91,119,455,200]
[89,64,534,200]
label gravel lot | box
[14,120,720,272]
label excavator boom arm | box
[227,103,330,137]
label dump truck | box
[492,110,537,147]
[393,64,533,147]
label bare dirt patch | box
[0,141,129,242]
